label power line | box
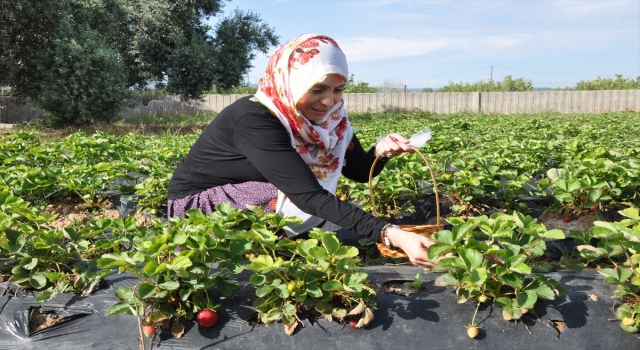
[367,66,492,82]
[492,66,614,77]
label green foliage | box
[0,191,113,302]
[210,9,279,91]
[344,74,377,93]
[0,0,278,126]
[567,206,640,333]
[429,212,565,322]
[247,227,376,333]
[556,74,640,91]
[439,75,533,92]
[205,84,258,95]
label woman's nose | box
[320,93,334,106]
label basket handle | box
[368,146,440,227]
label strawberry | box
[349,319,359,329]
[142,324,156,337]
[196,309,218,328]
[589,204,599,212]
[467,325,479,338]
[563,215,571,223]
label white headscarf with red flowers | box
[255,34,352,188]
[254,34,353,234]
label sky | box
[207,0,640,90]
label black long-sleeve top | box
[168,96,389,241]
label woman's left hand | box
[375,133,415,158]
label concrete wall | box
[2,90,639,124]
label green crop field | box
[1,111,639,336]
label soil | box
[537,211,598,237]
[43,198,155,230]
[28,307,64,333]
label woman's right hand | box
[385,227,444,267]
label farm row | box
[1,111,639,344]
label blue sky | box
[208,0,640,89]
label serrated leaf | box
[322,280,343,292]
[332,307,347,319]
[250,273,267,286]
[434,273,459,287]
[158,281,179,290]
[459,249,483,270]
[248,255,274,273]
[30,274,47,289]
[427,243,453,260]
[510,263,532,275]
[105,302,132,316]
[322,233,340,255]
[541,229,565,240]
[138,283,155,299]
[256,285,274,298]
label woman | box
[167,34,437,267]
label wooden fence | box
[2,90,639,124]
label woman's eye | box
[311,89,323,94]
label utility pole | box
[490,65,493,81]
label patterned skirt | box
[167,181,278,218]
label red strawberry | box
[196,309,218,328]
[142,324,156,337]
[349,319,359,328]
[563,215,571,223]
[589,204,598,212]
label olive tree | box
[0,0,278,125]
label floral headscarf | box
[254,34,352,187]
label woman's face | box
[296,74,346,122]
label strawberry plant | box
[0,191,113,301]
[427,212,565,329]
[246,227,376,335]
[98,205,255,338]
[569,206,640,333]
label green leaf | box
[256,285,275,298]
[332,307,347,318]
[138,283,155,299]
[459,248,483,270]
[434,273,459,287]
[322,280,344,292]
[250,274,267,286]
[541,229,565,240]
[105,302,133,316]
[158,281,180,290]
[469,267,488,285]
[261,308,282,325]
[30,274,47,289]
[248,255,274,273]
[510,263,532,275]
[516,290,537,310]
[321,233,340,256]
[427,243,453,260]
[22,257,38,271]
[115,286,139,306]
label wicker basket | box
[369,147,443,259]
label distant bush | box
[554,74,640,91]
[439,76,533,92]
[344,74,377,93]
[205,84,257,95]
